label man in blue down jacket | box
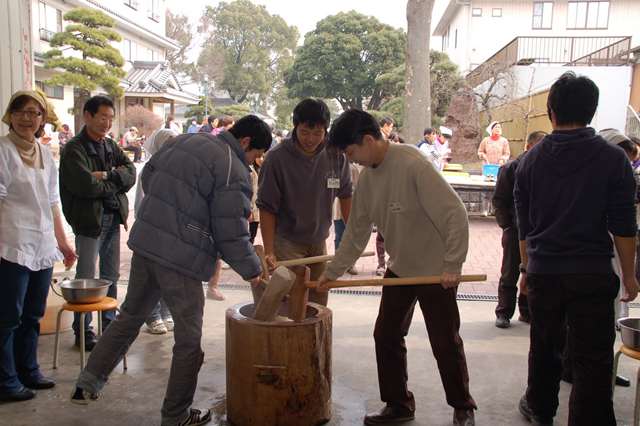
[71,115,272,426]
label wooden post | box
[226,302,332,426]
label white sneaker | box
[147,319,168,334]
[164,318,174,332]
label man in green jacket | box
[59,96,136,350]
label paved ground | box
[4,289,638,426]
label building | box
[1,0,198,138]
[434,0,640,152]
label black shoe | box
[495,316,511,329]
[21,376,55,390]
[74,332,97,351]
[616,375,631,387]
[70,386,100,405]
[519,396,553,425]
[0,386,35,402]
[364,405,415,425]
[177,408,212,425]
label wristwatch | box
[519,263,527,274]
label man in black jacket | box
[515,72,639,426]
[59,96,136,350]
[492,130,546,328]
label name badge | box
[327,178,340,189]
[389,202,404,213]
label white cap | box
[440,126,453,137]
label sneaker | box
[495,316,511,329]
[206,287,225,301]
[74,331,98,351]
[177,408,212,426]
[346,266,358,275]
[375,266,385,276]
[147,319,168,335]
[70,386,100,405]
[0,387,35,402]
[164,317,174,332]
[364,404,414,425]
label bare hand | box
[518,274,528,296]
[441,272,461,289]
[621,276,639,303]
[248,276,264,288]
[264,252,277,272]
[60,243,77,269]
[316,274,331,292]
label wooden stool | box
[52,297,127,372]
[613,345,640,425]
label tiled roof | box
[124,61,199,103]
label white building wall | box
[439,0,640,74]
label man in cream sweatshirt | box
[318,110,476,426]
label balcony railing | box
[39,28,55,42]
[467,36,631,87]
[626,105,640,139]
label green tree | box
[184,96,214,123]
[198,0,298,105]
[43,8,125,131]
[286,11,405,111]
[166,10,194,75]
[213,104,251,119]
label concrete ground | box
[0,287,637,426]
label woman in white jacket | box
[0,90,75,402]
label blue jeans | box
[146,299,172,326]
[334,219,346,252]
[0,259,52,393]
[73,213,120,337]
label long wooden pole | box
[276,251,374,268]
[306,274,487,289]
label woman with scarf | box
[0,90,76,402]
[478,121,510,165]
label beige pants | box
[274,234,328,306]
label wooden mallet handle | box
[276,251,374,268]
[306,274,487,289]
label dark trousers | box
[123,145,142,162]
[525,273,618,425]
[249,221,259,244]
[374,269,477,412]
[376,233,385,268]
[495,227,529,319]
[0,259,52,393]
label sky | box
[164,0,449,61]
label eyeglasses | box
[12,110,43,119]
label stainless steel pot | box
[58,279,111,304]
[618,317,640,351]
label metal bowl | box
[59,279,111,304]
[618,317,640,351]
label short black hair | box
[379,116,394,127]
[547,72,599,127]
[423,127,436,136]
[229,115,273,151]
[83,95,114,116]
[527,131,547,145]
[328,109,383,151]
[292,98,330,129]
[207,115,216,125]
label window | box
[533,2,553,29]
[124,0,139,10]
[149,0,160,21]
[454,29,458,49]
[567,1,609,29]
[442,25,451,50]
[38,1,62,41]
[492,8,502,17]
[123,39,132,61]
[36,81,64,100]
[472,8,482,17]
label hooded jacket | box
[514,128,637,275]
